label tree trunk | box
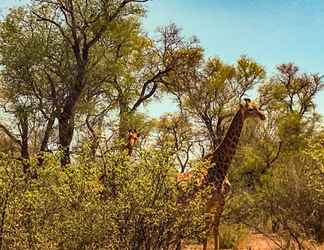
[59,112,75,166]
[37,113,56,166]
[58,50,87,165]
[202,113,222,151]
[19,112,30,173]
[87,115,104,159]
[204,115,218,150]
[58,88,81,166]
[118,96,130,141]
[40,112,56,152]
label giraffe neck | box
[125,142,133,156]
[178,109,245,204]
[204,109,244,186]
[217,109,244,163]
[127,146,133,156]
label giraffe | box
[99,129,140,199]
[125,129,141,156]
[177,98,265,250]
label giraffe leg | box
[202,222,208,250]
[202,238,207,250]
[203,213,212,250]
[175,239,181,250]
[203,238,208,250]
[214,196,226,250]
[213,214,220,250]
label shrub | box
[0,149,207,249]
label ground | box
[182,233,324,250]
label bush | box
[219,223,248,249]
[0,149,207,249]
[224,147,324,248]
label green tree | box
[28,0,150,165]
[225,64,324,248]
[166,56,265,151]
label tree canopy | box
[0,1,323,249]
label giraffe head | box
[240,98,266,121]
[127,129,141,147]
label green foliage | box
[0,1,323,249]
[224,63,324,248]
[0,149,208,249]
[226,136,324,245]
[219,223,248,249]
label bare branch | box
[130,68,172,112]
[85,0,148,49]
[32,11,72,45]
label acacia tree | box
[156,55,265,249]
[165,55,265,152]
[228,64,322,192]
[224,63,324,247]
[259,63,323,150]
[28,0,150,165]
[0,1,201,166]
[108,24,201,140]
[156,113,197,172]
[0,7,59,166]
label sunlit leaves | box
[0,149,207,248]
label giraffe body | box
[177,99,265,250]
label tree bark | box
[118,96,131,141]
[58,88,81,165]
[58,110,76,166]
[40,112,56,152]
[18,112,30,173]
[37,113,56,166]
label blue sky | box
[143,0,324,116]
[1,0,324,116]
[144,0,324,74]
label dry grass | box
[182,243,214,250]
[182,233,324,250]
[236,234,283,250]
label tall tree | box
[0,7,58,165]
[166,56,265,152]
[30,0,150,165]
